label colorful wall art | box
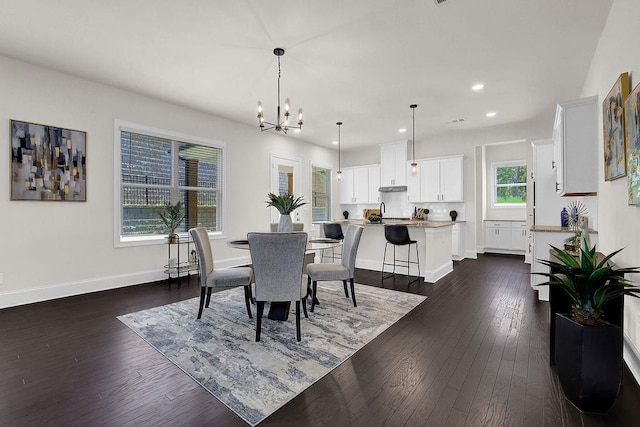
[625,82,640,205]
[10,120,87,201]
[603,72,630,181]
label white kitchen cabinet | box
[485,221,512,250]
[452,223,465,260]
[420,155,463,202]
[484,221,525,253]
[339,165,377,204]
[553,96,598,196]
[368,165,381,203]
[380,141,407,187]
[510,222,527,251]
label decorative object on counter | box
[624,80,640,205]
[449,210,457,221]
[256,48,303,134]
[10,119,87,201]
[418,208,429,220]
[362,209,381,220]
[159,201,185,244]
[410,104,418,176]
[343,210,349,219]
[534,243,640,414]
[265,192,307,232]
[336,121,343,181]
[560,207,568,227]
[603,72,629,181]
[367,213,382,223]
[563,200,587,231]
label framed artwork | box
[10,120,87,201]
[625,81,640,205]
[603,72,629,181]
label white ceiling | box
[0,0,612,150]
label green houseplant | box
[535,243,640,413]
[265,193,307,231]
[158,201,185,243]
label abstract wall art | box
[625,82,640,205]
[10,120,87,201]
[603,72,629,181]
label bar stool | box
[382,224,421,284]
[321,223,344,262]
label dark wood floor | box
[1,254,639,426]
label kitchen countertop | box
[531,225,598,234]
[335,219,460,228]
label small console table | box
[165,234,198,283]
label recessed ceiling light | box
[472,83,484,91]
[332,140,338,145]
[399,128,407,133]
[486,111,497,118]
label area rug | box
[117,281,426,425]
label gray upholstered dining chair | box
[189,227,253,319]
[306,225,364,312]
[247,232,308,341]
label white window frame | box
[492,160,527,207]
[114,120,226,247]
[310,162,332,222]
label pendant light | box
[410,104,418,175]
[336,122,343,181]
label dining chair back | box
[247,232,308,341]
[190,227,253,319]
[306,225,364,312]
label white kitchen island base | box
[352,221,454,283]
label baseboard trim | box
[0,255,253,309]
[356,258,452,283]
[624,333,640,385]
[465,250,478,259]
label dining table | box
[227,236,343,320]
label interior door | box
[270,154,302,224]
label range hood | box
[378,185,407,193]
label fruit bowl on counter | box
[367,213,382,223]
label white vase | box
[278,214,293,232]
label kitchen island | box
[334,219,454,283]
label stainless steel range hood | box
[378,185,407,192]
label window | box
[311,165,331,221]
[116,122,224,243]
[494,161,527,205]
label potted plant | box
[535,244,640,413]
[158,201,185,243]
[449,210,458,221]
[265,193,307,231]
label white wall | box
[0,55,336,307]
[581,0,640,378]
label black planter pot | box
[555,313,622,414]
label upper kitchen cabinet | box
[420,155,464,202]
[339,165,378,204]
[552,96,598,196]
[380,141,407,187]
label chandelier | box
[257,48,303,134]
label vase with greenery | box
[159,201,185,243]
[265,193,307,231]
[535,243,640,413]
